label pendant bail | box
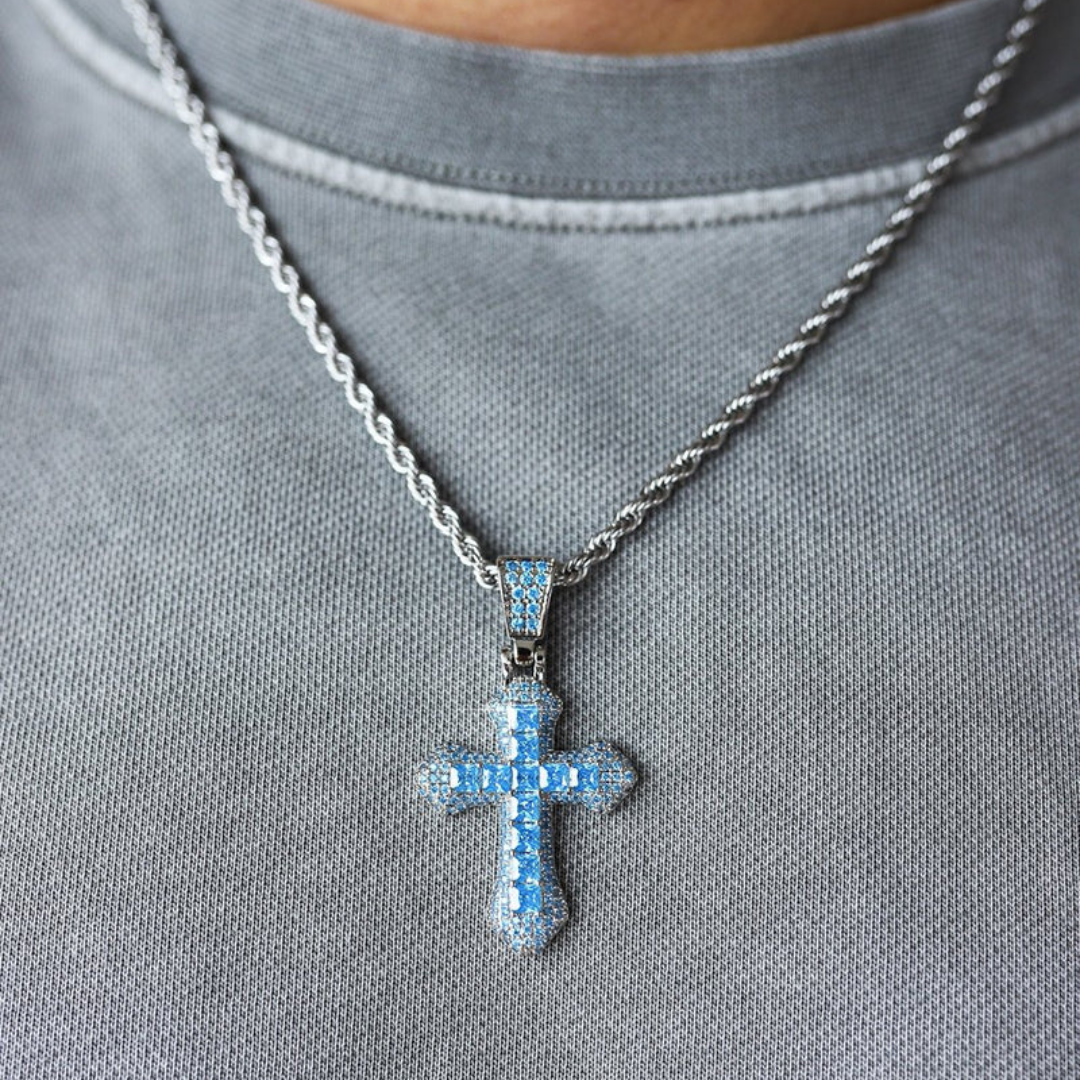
[496,556,555,681]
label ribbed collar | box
[70,0,1080,196]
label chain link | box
[120,0,1046,591]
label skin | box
[311,0,952,53]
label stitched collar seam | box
[33,0,1080,232]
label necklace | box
[120,0,1046,953]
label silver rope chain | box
[121,0,1046,590]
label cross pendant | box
[416,558,637,953]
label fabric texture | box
[1,0,1078,1075]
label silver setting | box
[496,556,555,683]
[501,642,547,685]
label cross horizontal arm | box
[541,744,637,812]
[417,744,504,814]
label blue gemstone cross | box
[417,677,636,953]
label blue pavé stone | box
[576,764,599,790]
[515,793,541,823]
[515,765,540,791]
[515,883,542,913]
[514,734,539,761]
[541,762,570,792]
[514,825,541,850]
[512,705,538,732]
[453,763,482,792]
[483,764,514,792]
[515,853,542,882]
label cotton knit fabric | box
[1,0,1078,1075]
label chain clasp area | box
[496,556,555,683]
[501,640,547,684]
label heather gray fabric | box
[1,0,1078,1075]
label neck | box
[312,0,951,53]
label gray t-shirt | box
[2,0,1078,1074]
